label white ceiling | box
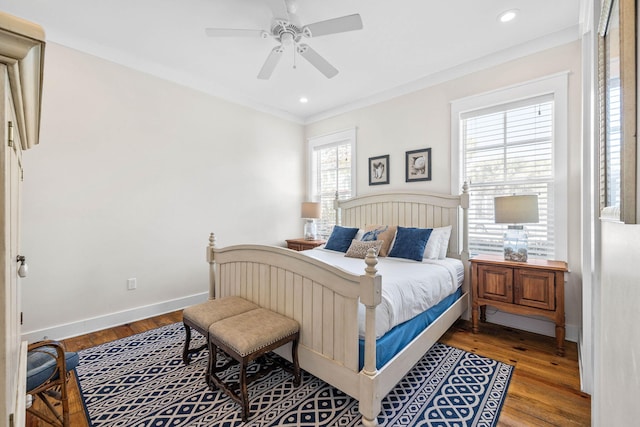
[4,0,584,123]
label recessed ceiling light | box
[299,97,308,103]
[498,9,518,23]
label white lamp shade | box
[494,195,539,224]
[301,202,321,219]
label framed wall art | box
[368,154,389,185]
[405,148,431,182]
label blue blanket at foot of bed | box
[358,288,462,370]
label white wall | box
[21,43,304,341]
[21,40,585,344]
[591,0,640,418]
[306,41,583,341]
[596,221,640,426]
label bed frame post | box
[333,191,341,225]
[207,232,216,300]
[461,182,470,258]
[460,182,471,296]
[359,248,382,427]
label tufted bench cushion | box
[207,307,300,421]
[182,296,259,365]
[209,308,299,357]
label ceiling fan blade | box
[257,46,284,80]
[264,0,289,19]
[296,44,338,79]
[302,14,363,38]
[205,28,267,38]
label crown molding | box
[44,24,580,127]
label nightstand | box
[470,254,569,356]
[285,238,326,251]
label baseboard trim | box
[577,333,593,394]
[484,310,579,342]
[22,293,579,345]
[21,292,208,343]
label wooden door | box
[0,65,26,425]
[0,13,45,425]
[514,268,555,310]
[0,64,26,427]
[477,264,513,303]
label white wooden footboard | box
[207,239,380,400]
[206,186,470,426]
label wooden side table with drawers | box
[470,254,569,356]
[285,238,326,251]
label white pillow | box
[423,226,452,260]
[437,225,452,259]
[423,229,440,259]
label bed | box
[206,187,470,426]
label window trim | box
[307,128,357,200]
[307,128,357,237]
[450,73,569,260]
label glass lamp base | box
[504,225,528,262]
[303,220,317,240]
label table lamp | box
[494,195,539,262]
[301,202,321,240]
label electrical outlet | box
[127,278,137,290]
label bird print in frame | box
[369,154,389,185]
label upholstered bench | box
[207,307,301,421]
[182,296,259,365]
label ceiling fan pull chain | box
[293,44,297,69]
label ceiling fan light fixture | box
[299,97,308,103]
[498,9,518,23]
[281,32,294,45]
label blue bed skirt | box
[358,288,462,370]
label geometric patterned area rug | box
[76,323,513,427]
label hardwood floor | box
[440,321,591,426]
[27,312,590,426]
[26,311,182,427]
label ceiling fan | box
[205,0,363,80]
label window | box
[451,74,568,261]
[604,75,621,209]
[308,129,356,238]
[598,0,637,223]
[462,96,554,258]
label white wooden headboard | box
[335,187,469,260]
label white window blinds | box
[462,94,555,259]
[604,78,621,208]
[308,129,356,238]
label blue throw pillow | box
[324,226,360,252]
[388,226,433,262]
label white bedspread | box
[303,248,464,339]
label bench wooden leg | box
[240,361,249,422]
[207,338,218,388]
[291,336,301,386]
[182,321,208,366]
[182,323,192,365]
